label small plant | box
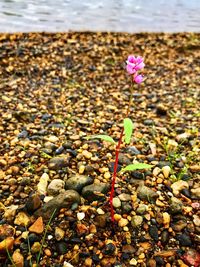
[87,55,152,222]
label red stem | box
[109,128,124,222]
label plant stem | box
[109,81,134,222]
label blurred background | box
[0,0,199,32]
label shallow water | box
[0,0,200,33]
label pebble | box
[176,233,192,246]
[34,190,80,220]
[25,193,41,213]
[193,215,200,227]
[161,230,169,245]
[118,193,132,201]
[131,215,143,228]
[47,179,65,196]
[182,249,200,266]
[37,173,49,195]
[48,155,70,170]
[14,212,31,227]
[171,180,189,196]
[137,185,158,202]
[136,204,147,215]
[77,212,85,221]
[12,249,24,267]
[63,262,74,267]
[129,258,137,265]
[149,225,159,241]
[191,188,200,199]
[31,241,41,253]
[65,174,93,193]
[29,217,44,234]
[82,150,92,159]
[163,212,170,228]
[169,197,183,214]
[162,165,171,178]
[112,197,121,208]
[118,218,129,227]
[55,227,65,241]
[0,237,14,253]
[46,135,59,143]
[81,183,109,201]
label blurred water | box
[0,0,199,32]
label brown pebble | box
[12,249,24,267]
[29,217,44,234]
[0,237,14,253]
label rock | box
[137,185,158,202]
[144,119,154,126]
[103,242,116,255]
[161,230,169,245]
[81,183,109,201]
[29,217,44,234]
[25,193,41,213]
[147,258,156,267]
[193,215,200,227]
[189,165,200,173]
[149,225,159,241]
[118,153,131,165]
[129,258,137,265]
[156,104,167,115]
[163,212,170,228]
[136,204,147,215]
[14,212,31,226]
[65,174,93,193]
[176,233,192,246]
[172,219,187,232]
[48,155,70,170]
[126,146,141,155]
[162,165,171,178]
[182,249,200,267]
[0,224,15,239]
[0,237,14,253]
[112,197,121,208]
[118,193,131,201]
[31,242,41,253]
[77,212,85,221]
[191,188,200,199]
[118,218,129,227]
[46,135,59,143]
[131,215,143,228]
[122,202,132,213]
[47,179,65,196]
[12,249,24,267]
[55,227,65,241]
[37,173,49,195]
[171,180,189,196]
[94,214,107,228]
[169,197,183,214]
[63,262,74,267]
[34,190,80,220]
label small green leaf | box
[85,134,116,144]
[120,163,153,173]
[124,118,133,144]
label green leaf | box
[124,118,133,144]
[85,134,116,144]
[120,163,153,173]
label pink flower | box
[134,74,143,84]
[126,55,145,77]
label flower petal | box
[134,74,143,84]
[126,64,136,74]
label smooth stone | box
[81,183,109,201]
[149,225,159,241]
[65,174,93,193]
[56,241,68,254]
[34,190,80,221]
[118,153,131,165]
[169,197,183,214]
[162,165,171,178]
[193,215,200,227]
[136,204,147,215]
[14,212,31,227]
[77,212,85,221]
[121,202,132,213]
[103,243,116,255]
[161,230,169,245]
[112,197,121,208]
[131,215,143,228]
[47,179,65,196]
[126,146,141,155]
[137,185,158,202]
[191,188,200,199]
[31,242,41,253]
[12,249,24,267]
[48,155,70,170]
[118,193,131,201]
[25,193,41,213]
[94,214,107,228]
[182,249,200,266]
[172,220,187,232]
[0,237,14,253]
[108,162,122,173]
[55,227,65,241]
[118,218,129,227]
[0,224,15,238]
[176,233,192,246]
[143,119,154,125]
[37,173,49,195]
[171,180,189,196]
[131,171,144,179]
